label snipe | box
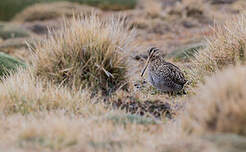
[141,47,187,93]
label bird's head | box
[141,47,162,77]
[148,47,160,61]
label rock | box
[209,0,238,5]
[26,23,50,35]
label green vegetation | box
[0,0,137,21]
[0,52,26,77]
[105,113,158,125]
[167,42,206,61]
[75,0,137,10]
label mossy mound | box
[0,52,26,77]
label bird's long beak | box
[141,56,151,77]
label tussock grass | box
[188,14,246,84]
[181,66,246,136]
[0,69,106,116]
[32,14,135,94]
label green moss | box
[167,42,206,62]
[0,52,26,77]
[75,0,137,10]
[0,0,137,21]
[105,113,158,125]
[89,140,126,151]
[19,135,77,150]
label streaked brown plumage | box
[141,47,187,93]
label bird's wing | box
[159,63,187,85]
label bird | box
[141,47,187,93]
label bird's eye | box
[148,47,159,56]
[148,49,152,56]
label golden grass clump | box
[0,69,107,116]
[32,14,135,94]
[181,66,246,136]
[189,14,246,84]
[205,16,246,67]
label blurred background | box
[0,0,246,61]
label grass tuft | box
[187,14,246,85]
[181,66,246,136]
[31,14,135,95]
[0,69,107,116]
